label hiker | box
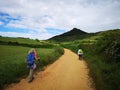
[26,48,40,82]
[77,48,83,60]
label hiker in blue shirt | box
[26,48,40,83]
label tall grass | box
[84,50,120,90]
[0,45,64,89]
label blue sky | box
[0,0,120,40]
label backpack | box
[27,53,35,66]
[78,49,83,54]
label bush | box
[105,38,120,62]
[54,46,64,55]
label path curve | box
[5,49,94,90]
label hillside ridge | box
[49,28,88,42]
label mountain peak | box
[60,28,87,36]
[68,28,87,35]
[71,28,81,31]
[49,28,88,42]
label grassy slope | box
[0,37,39,44]
[61,29,120,90]
[0,37,55,48]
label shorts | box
[79,54,83,56]
[27,63,36,70]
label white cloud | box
[0,0,120,39]
[0,31,52,40]
[0,21,3,25]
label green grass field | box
[0,37,40,44]
[0,42,64,89]
[0,37,55,48]
[0,45,29,87]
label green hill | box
[49,28,94,42]
[0,37,54,48]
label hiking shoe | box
[28,77,34,83]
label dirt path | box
[5,49,94,90]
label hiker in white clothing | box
[77,49,83,60]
